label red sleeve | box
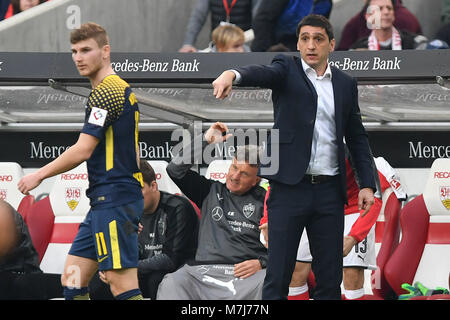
[4,4,12,19]
[378,169,390,193]
[260,186,270,226]
[348,197,382,243]
[344,158,360,214]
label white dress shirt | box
[301,58,339,176]
[230,58,339,176]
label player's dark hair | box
[139,160,156,185]
[70,22,109,48]
[296,14,334,41]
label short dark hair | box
[365,0,395,6]
[70,22,109,47]
[361,0,396,18]
[296,14,334,41]
[139,160,156,185]
[0,199,15,217]
[0,199,19,240]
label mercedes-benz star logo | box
[211,206,223,221]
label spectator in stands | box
[350,0,427,50]
[0,199,63,299]
[179,0,260,52]
[251,0,333,52]
[4,0,46,18]
[420,0,450,49]
[434,22,450,47]
[442,0,450,24]
[337,0,422,50]
[0,0,10,20]
[88,160,199,300]
[200,23,249,52]
[157,122,268,300]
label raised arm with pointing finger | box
[211,14,376,300]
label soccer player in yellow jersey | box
[18,22,144,300]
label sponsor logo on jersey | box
[88,107,108,127]
[389,174,402,190]
[212,206,223,221]
[197,265,210,274]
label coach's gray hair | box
[234,145,262,168]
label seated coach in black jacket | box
[157,122,268,300]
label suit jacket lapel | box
[294,56,318,101]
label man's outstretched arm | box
[18,133,98,194]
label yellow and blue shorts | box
[69,199,143,270]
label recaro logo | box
[60,173,88,180]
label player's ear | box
[102,44,111,60]
[254,176,261,187]
[329,38,335,53]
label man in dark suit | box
[212,14,376,300]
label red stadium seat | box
[384,158,450,298]
[371,188,402,299]
[422,294,450,300]
[0,162,35,221]
[187,197,201,219]
[366,157,407,299]
[26,163,90,272]
[26,196,55,262]
[17,194,35,222]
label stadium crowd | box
[179,0,449,52]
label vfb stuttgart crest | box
[65,187,81,211]
[243,203,255,218]
[0,189,6,201]
[440,186,450,210]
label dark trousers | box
[262,177,345,300]
[0,272,63,300]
